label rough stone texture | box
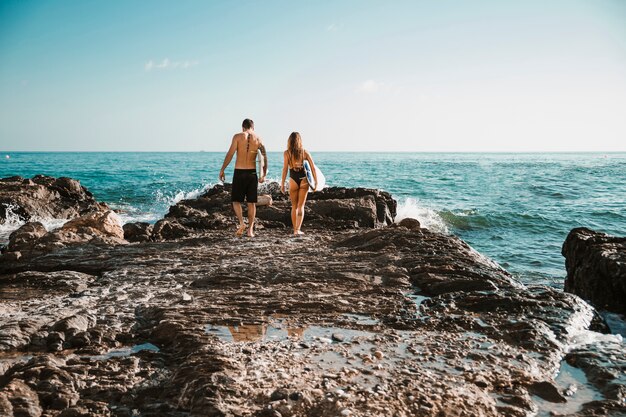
[152,183,397,239]
[0,180,624,416]
[61,211,124,240]
[563,227,626,314]
[0,226,624,416]
[122,222,153,243]
[6,222,47,252]
[0,175,108,225]
[3,211,126,258]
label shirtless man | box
[219,119,268,237]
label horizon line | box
[2,150,626,154]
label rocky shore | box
[0,176,624,417]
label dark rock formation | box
[563,227,626,314]
[122,221,153,243]
[0,178,624,417]
[0,175,108,224]
[151,183,397,240]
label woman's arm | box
[280,151,288,193]
[306,151,318,191]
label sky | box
[1,0,625,152]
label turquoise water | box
[1,152,624,288]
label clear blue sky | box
[1,0,625,151]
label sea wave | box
[0,204,68,244]
[438,209,492,231]
[395,198,449,233]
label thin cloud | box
[356,79,386,93]
[326,23,339,32]
[144,58,199,72]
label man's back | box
[234,132,262,169]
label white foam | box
[395,198,449,233]
[170,183,214,205]
[0,204,69,244]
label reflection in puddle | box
[89,343,160,360]
[342,313,379,326]
[534,361,604,416]
[406,292,429,316]
[0,352,34,374]
[206,321,373,344]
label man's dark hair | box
[242,119,254,129]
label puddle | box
[0,352,34,374]
[88,343,160,360]
[342,314,380,326]
[405,291,429,317]
[206,321,374,344]
[534,361,604,416]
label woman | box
[280,132,318,235]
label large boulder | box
[123,222,153,243]
[0,175,108,224]
[3,211,126,257]
[6,222,48,252]
[562,227,626,314]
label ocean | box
[1,152,624,289]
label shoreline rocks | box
[0,176,624,416]
[563,227,626,314]
[0,175,108,225]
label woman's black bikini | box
[288,153,306,187]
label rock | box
[152,219,191,240]
[270,389,288,401]
[0,175,107,225]
[3,210,126,256]
[7,222,47,252]
[562,227,626,314]
[123,221,153,242]
[150,183,397,240]
[288,392,303,401]
[331,333,345,342]
[0,380,42,417]
[52,313,96,336]
[528,381,566,403]
[46,331,65,352]
[61,210,124,240]
[397,217,421,230]
[0,176,624,417]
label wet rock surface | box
[0,179,624,416]
[0,175,108,225]
[151,183,397,240]
[4,210,126,258]
[563,227,626,314]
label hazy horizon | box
[1,0,625,152]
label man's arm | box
[219,135,237,182]
[259,141,268,179]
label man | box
[219,118,268,237]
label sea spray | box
[395,198,449,233]
[0,203,68,244]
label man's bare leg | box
[247,203,256,237]
[233,202,246,236]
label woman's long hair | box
[287,132,304,165]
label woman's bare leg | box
[295,181,309,233]
[289,179,299,234]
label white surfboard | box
[303,160,326,191]
[256,149,266,178]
